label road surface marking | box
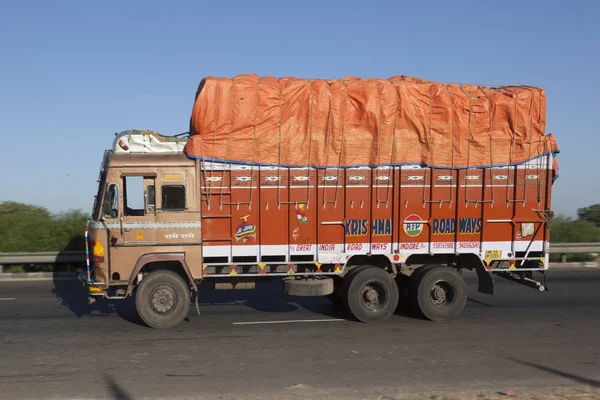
[0,298,16,301]
[233,318,344,325]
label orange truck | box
[85,74,560,329]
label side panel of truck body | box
[199,153,553,276]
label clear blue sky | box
[0,0,598,217]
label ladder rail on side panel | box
[322,81,347,210]
[277,80,313,210]
[375,80,396,209]
[422,87,456,208]
[218,79,256,211]
[466,88,495,207]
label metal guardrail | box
[0,251,85,265]
[548,243,600,254]
[0,243,598,266]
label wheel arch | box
[345,254,393,275]
[126,253,197,296]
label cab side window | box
[103,184,119,219]
[146,185,155,214]
[162,185,186,211]
[124,176,145,216]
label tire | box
[284,276,334,296]
[396,265,437,311]
[335,265,372,307]
[135,270,191,329]
[342,266,399,323]
[325,277,344,307]
[410,266,467,322]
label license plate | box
[485,250,502,259]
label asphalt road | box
[0,269,599,400]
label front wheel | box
[411,266,467,321]
[135,270,191,329]
[342,266,399,323]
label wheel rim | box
[429,280,456,307]
[151,286,177,314]
[360,281,388,312]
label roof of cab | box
[108,152,196,167]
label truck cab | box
[87,130,201,328]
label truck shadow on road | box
[51,278,345,326]
[51,254,145,326]
[196,281,435,321]
[52,277,442,326]
[196,281,343,319]
[52,275,144,325]
[53,271,439,326]
[48,236,429,325]
[51,237,145,326]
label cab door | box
[102,171,157,282]
[121,173,157,244]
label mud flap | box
[474,262,494,295]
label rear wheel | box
[325,277,344,307]
[135,270,191,329]
[326,266,368,306]
[396,265,434,307]
[342,266,399,323]
[410,266,467,321]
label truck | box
[85,74,560,329]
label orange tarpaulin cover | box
[185,74,559,169]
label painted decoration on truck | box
[432,218,482,235]
[295,203,308,225]
[372,219,392,236]
[292,203,311,243]
[346,219,369,236]
[345,219,392,236]
[235,215,257,243]
[521,223,535,238]
[403,214,424,237]
[164,233,196,240]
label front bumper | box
[78,270,107,296]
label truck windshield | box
[103,184,119,219]
[92,150,111,220]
